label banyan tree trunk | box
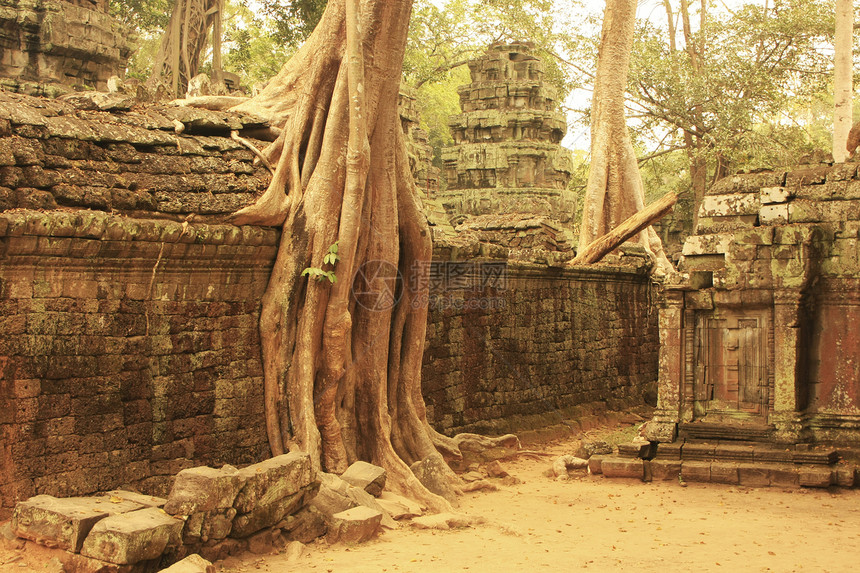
[577,0,673,275]
[226,0,471,511]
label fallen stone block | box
[340,461,387,497]
[247,527,285,555]
[12,495,141,553]
[326,506,382,544]
[181,507,237,544]
[310,473,396,530]
[160,554,216,573]
[285,540,305,562]
[280,506,327,544]
[231,490,307,539]
[454,433,520,467]
[485,460,509,478]
[600,457,644,480]
[835,467,856,488]
[164,466,241,516]
[799,467,833,488]
[376,492,422,520]
[80,507,184,565]
[577,439,613,459]
[587,455,606,475]
[410,512,474,531]
[103,491,166,509]
[198,537,247,563]
[233,452,314,514]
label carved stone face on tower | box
[440,43,575,226]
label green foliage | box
[222,1,298,89]
[627,0,837,180]
[302,241,339,284]
[258,0,326,48]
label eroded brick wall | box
[0,211,277,515]
[422,265,657,435]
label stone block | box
[649,459,681,481]
[326,506,382,544]
[233,452,313,514]
[682,234,731,256]
[410,512,473,531]
[709,463,739,485]
[680,461,711,483]
[80,507,183,565]
[759,204,789,225]
[12,495,123,552]
[375,492,422,520]
[768,465,799,488]
[280,506,327,544]
[835,467,856,488]
[600,457,644,480]
[699,194,760,218]
[760,186,792,204]
[164,465,241,516]
[798,467,833,488]
[587,455,605,475]
[103,491,166,509]
[340,461,387,497]
[737,464,771,487]
[161,554,216,573]
[230,490,307,539]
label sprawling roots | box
[225,0,481,512]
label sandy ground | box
[3,428,859,573]
[218,432,860,573]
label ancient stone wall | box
[0,0,131,93]
[0,92,658,516]
[421,256,657,435]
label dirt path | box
[222,436,860,573]
[3,429,859,573]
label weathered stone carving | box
[440,42,575,225]
[648,161,860,447]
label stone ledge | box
[0,209,279,247]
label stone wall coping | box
[0,209,279,246]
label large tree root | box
[224,0,518,512]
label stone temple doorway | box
[693,309,772,422]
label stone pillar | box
[645,288,685,442]
[770,289,806,442]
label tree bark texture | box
[578,0,673,275]
[148,0,223,98]
[573,192,677,265]
[225,0,476,512]
[834,0,853,163]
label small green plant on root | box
[302,241,340,283]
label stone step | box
[592,455,858,489]
[679,421,774,441]
[653,440,839,465]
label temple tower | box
[440,42,575,225]
[0,0,132,93]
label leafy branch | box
[302,241,339,283]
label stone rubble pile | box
[10,452,321,570]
